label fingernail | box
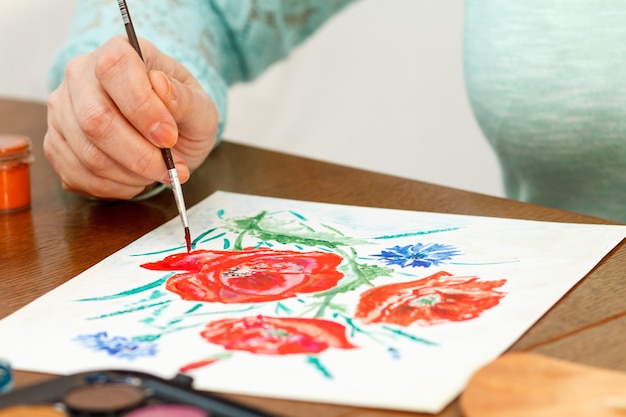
[149,121,176,147]
[149,70,177,101]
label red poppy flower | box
[141,249,344,303]
[355,271,506,326]
[200,315,357,354]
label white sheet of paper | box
[1,191,624,413]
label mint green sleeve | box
[49,0,355,139]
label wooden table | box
[1,98,624,417]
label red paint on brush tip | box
[184,227,191,252]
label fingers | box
[64,38,176,183]
[94,37,178,149]
[45,37,175,199]
[45,82,158,199]
[44,35,215,199]
[148,69,217,138]
[148,69,218,172]
[83,37,193,183]
[77,37,175,173]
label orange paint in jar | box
[0,135,34,212]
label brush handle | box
[118,0,144,60]
[116,0,191,248]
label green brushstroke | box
[200,232,226,244]
[191,352,234,363]
[130,247,185,257]
[231,212,266,250]
[192,227,217,247]
[186,303,204,314]
[316,249,392,296]
[339,315,370,339]
[275,302,293,315]
[166,303,205,326]
[311,248,392,317]
[75,276,172,301]
[212,352,234,361]
[261,231,367,249]
[289,210,307,221]
[373,226,462,240]
[333,314,388,344]
[381,325,438,346]
[388,347,401,359]
[299,222,316,233]
[86,300,172,320]
[306,355,332,379]
[191,227,217,245]
[320,223,345,236]
[413,295,438,306]
[334,313,434,349]
[226,211,371,250]
[132,322,206,342]
[188,305,258,317]
[144,289,168,300]
[310,295,333,319]
[139,302,170,325]
[301,299,349,319]
[154,322,206,335]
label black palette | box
[0,370,274,417]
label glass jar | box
[0,135,34,212]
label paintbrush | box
[116,0,192,252]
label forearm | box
[49,0,357,140]
[206,0,357,83]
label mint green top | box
[464,1,625,222]
[50,1,626,223]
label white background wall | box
[0,0,503,198]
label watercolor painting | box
[0,191,624,413]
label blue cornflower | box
[372,243,461,268]
[74,331,158,360]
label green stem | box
[233,211,267,250]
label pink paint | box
[123,403,208,417]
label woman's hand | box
[44,35,218,199]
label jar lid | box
[0,135,31,162]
